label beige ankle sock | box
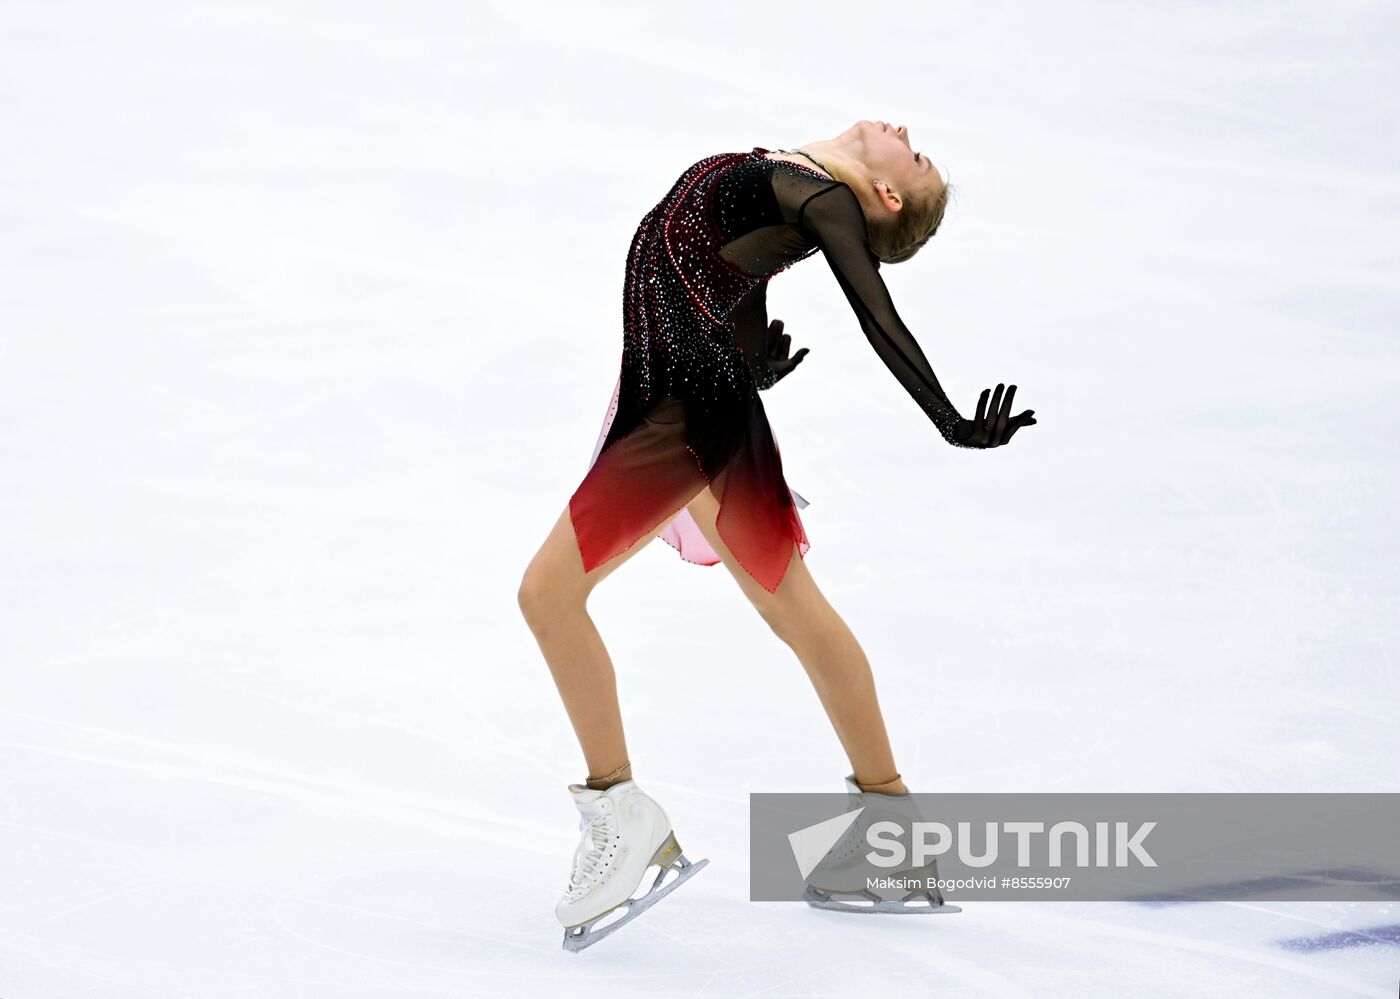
[854,772,906,795]
[584,760,632,791]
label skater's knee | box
[516,571,539,625]
[759,588,833,648]
[517,565,558,629]
[520,548,590,626]
[759,604,802,646]
[748,592,808,646]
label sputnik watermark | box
[786,811,1157,879]
[862,875,1074,891]
[751,793,1400,901]
[859,820,1158,868]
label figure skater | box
[518,119,1037,950]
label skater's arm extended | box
[797,182,976,446]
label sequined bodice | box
[711,153,828,278]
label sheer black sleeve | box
[792,179,972,447]
[727,280,778,391]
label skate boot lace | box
[567,808,618,894]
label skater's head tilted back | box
[800,119,951,265]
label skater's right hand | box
[764,318,810,385]
[951,383,1037,448]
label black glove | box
[761,318,809,386]
[950,383,1037,448]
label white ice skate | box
[803,776,962,915]
[556,779,709,951]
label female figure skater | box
[518,119,1036,950]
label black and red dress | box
[568,146,968,594]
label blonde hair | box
[867,177,953,265]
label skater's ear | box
[866,178,952,266]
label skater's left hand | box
[950,383,1037,448]
[765,318,809,384]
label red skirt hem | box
[568,385,811,594]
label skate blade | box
[561,853,710,952]
[802,885,962,915]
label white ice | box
[1,1,1398,996]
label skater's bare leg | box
[684,487,908,795]
[518,498,701,784]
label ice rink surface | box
[2,0,1398,995]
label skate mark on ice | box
[993,903,1389,998]
[1277,923,1400,953]
[1131,867,1400,906]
